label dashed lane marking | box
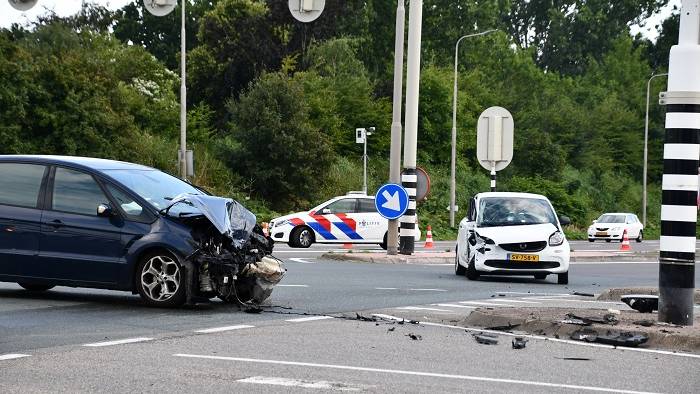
[0,354,30,361]
[175,354,659,394]
[491,299,541,304]
[396,307,455,313]
[408,288,448,292]
[286,316,334,323]
[277,284,309,288]
[83,337,154,347]
[237,376,361,391]
[375,287,398,290]
[195,325,255,334]
[431,303,478,309]
[457,301,515,307]
[288,258,317,264]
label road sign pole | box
[658,0,699,326]
[388,0,405,256]
[490,163,496,192]
[400,0,423,256]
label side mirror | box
[321,208,331,214]
[559,215,571,226]
[592,220,598,224]
[97,203,115,217]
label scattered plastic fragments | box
[387,327,396,332]
[485,323,520,331]
[621,295,658,313]
[570,329,648,347]
[633,320,655,327]
[555,357,591,361]
[572,292,595,297]
[570,329,598,342]
[406,333,422,340]
[473,333,499,345]
[512,337,528,349]
[356,313,376,322]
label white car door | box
[354,198,385,242]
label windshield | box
[477,197,557,227]
[597,214,626,224]
[102,169,203,214]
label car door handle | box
[49,219,64,228]
[3,225,15,232]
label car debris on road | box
[473,332,499,345]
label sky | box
[0,0,684,41]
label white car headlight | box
[549,231,565,246]
[611,227,621,231]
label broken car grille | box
[499,241,547,253]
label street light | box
[449,29,498,227]
[643,72,667,226]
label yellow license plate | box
[509,254,539,262]
[595,232,608,236]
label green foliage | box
[224,72,334,211]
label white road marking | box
[195,325,255,334]
[432,303,478,309]
[375,287,398,290]
[83,337,154,347]
[409,288,448,292]
[572,261,657,265]
[457,301,515,307]
[371,313,405,321]
[286,316,334,323]
[420,321,700,360]
[277,284,309,288]
[0,354,30,361]
[288,258,316,264]
[488,299,541,304]
[175,354,658,394]
[498,292,571,296]
[396,306,454,312]
[237,376,360,391]
[528,298,626,305]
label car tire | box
[588,238,594,243]
[17,283,54,292]
[605,239,611,243]
[557,272,569,285]
[636,230,643,243]
[465,255,480,280]
[534,273,547,280]
[290,226,313,248]
[135,251,187,307]
[379,232,388,250]
[455,246,466,276]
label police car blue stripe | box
[308,222,337,240]
[333,222,363,240]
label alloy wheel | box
[140,255,181,302]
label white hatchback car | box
[587,213,643,243]
[455,192,571,284]
[269,192,420,248]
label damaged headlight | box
[474,232,495,245]
[549,231,565,246]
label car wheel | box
[17,283,54,292]
[379,232,388,250]
[557,272,569,285]
[136,251,186,307]
[455,246,466,276]
[465,255,480,280]
[588,238,594,243]
[534,273,547,280]
[605,239,611,243]
[636,230,643,243]
[291,226,313,248]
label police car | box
[269,192,419,248]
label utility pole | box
[179,0,187,180]
[658,0,699,326]
[399,0,423,255]
[388,0,405,256]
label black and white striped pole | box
[657,0,699,326]
[399,0,423,255]
[490,164,496,192]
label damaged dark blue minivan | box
[0,155,284,307]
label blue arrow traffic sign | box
[375,183,409,220]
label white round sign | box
[476,106,514,172]
[8,0,38,12]
[288,0,325,23]
[144,0,177,17]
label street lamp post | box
[643,72,667,226]
[449,29,498,228]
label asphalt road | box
[2,255,699,393]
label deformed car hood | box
[167,193,257,248]
[476,223,560,243]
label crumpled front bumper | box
[474,243,570,274]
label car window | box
[468,198,476,221]
[477,197,557,227]
[0,163,46,208]
[52,167,109,216]
[102,169,202,212]
[323,199,357,214]
[627,215,635,223]
[357,199,377,213]
[106,184,145,218]
[598,214,625,223]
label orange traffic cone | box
[424,225,434,248]
[262,222,269,237]
[620,229,631,251]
